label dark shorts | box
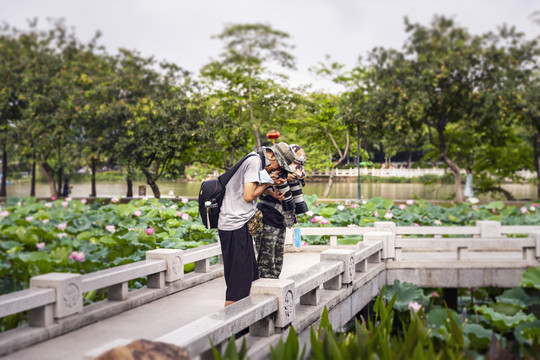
[219,224,259,301]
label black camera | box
[288,178,308,214]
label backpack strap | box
[218,151,265,188]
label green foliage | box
[521,266,540,290]
[211,335,248,360]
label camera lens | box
[275,182,295,211]
[288,179,308,214]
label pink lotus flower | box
[80,198,87,204]
[362,200,367,205]
[57,233,67,239]
[0,210,9,217]
[42,219,50,224]
[414,223,420,227]
[57,223,67,231]
[399,204,407,210]
[350,204,358,209]
[311,217,318,223]
[45,202,53,208]
[374,210,379,217]
[25,216,34,222]
[181,197,189,204]
[51,196,57,201]
[530,205,536,212]
[305,210,315,217]
[337,205,345,211]
[492,208,497,214]
[320,218,329,225]
[133,210,142,217]
[520,206,528,214]
[36,242,45,250]
[301,241,308,246]
[62,201,69,208]
[408,301,422,313]
[532,203,538,208]
[434,220,442,225]
[70,251,85,262]
[432,291,439,298]
[105,225,116,233]
[406,200,415,205]
[111,197,119,203]
[384,212,393,220]
[181,213,190,221]
[168,190,175,196]
[472,205,478,211]
[145,228,154,235]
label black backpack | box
[198,152,265,229]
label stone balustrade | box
[0,243,223,356]
[105,240,386,359]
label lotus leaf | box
[183,206,199,217]
[485,201,505,210]
[514,320,540,345]
[385,280,428,312]
[17,251,49,262]
[70,217,92,231]
[475,305,536,331]
[520,266,540,290]
[50,247,70,261]
[166,219,182,228]
[492,302,521,316]
[496,287,540,308]
[427,306,461,329]
[99,237,117,246]
[463,323,493,350]
[318,207,337,217]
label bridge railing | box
[285,221,540,260]
[0,243,222,356]
[138,241,386,359]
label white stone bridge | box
[1,221,539,360]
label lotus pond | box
[1,195,539,296]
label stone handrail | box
[0,243,223,356]
[286,221,540,246]
[109,239,385,359]
[155,294,279,358]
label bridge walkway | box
[0,252,321,360]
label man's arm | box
[244,182,272,203]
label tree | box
[202,23,296,153]
[361,16,534,201]
[115,52,208,198]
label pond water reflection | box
[5,180,537,201]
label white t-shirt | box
[218,154,261,231]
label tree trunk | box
[57,167,63,197]
[30,154,36,197]
[41,162,57,197]
[443,155,463,202]
[90,157,97,197]
[126,176,133,198]
[534,133,540,199]
[321,168,334,199]
[0,144,7,197]
[247,70,261,151]
[407,151,413,169]
[142,169,160,198]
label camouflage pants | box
[253,224,285,279]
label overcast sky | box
[2,0,539,92]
